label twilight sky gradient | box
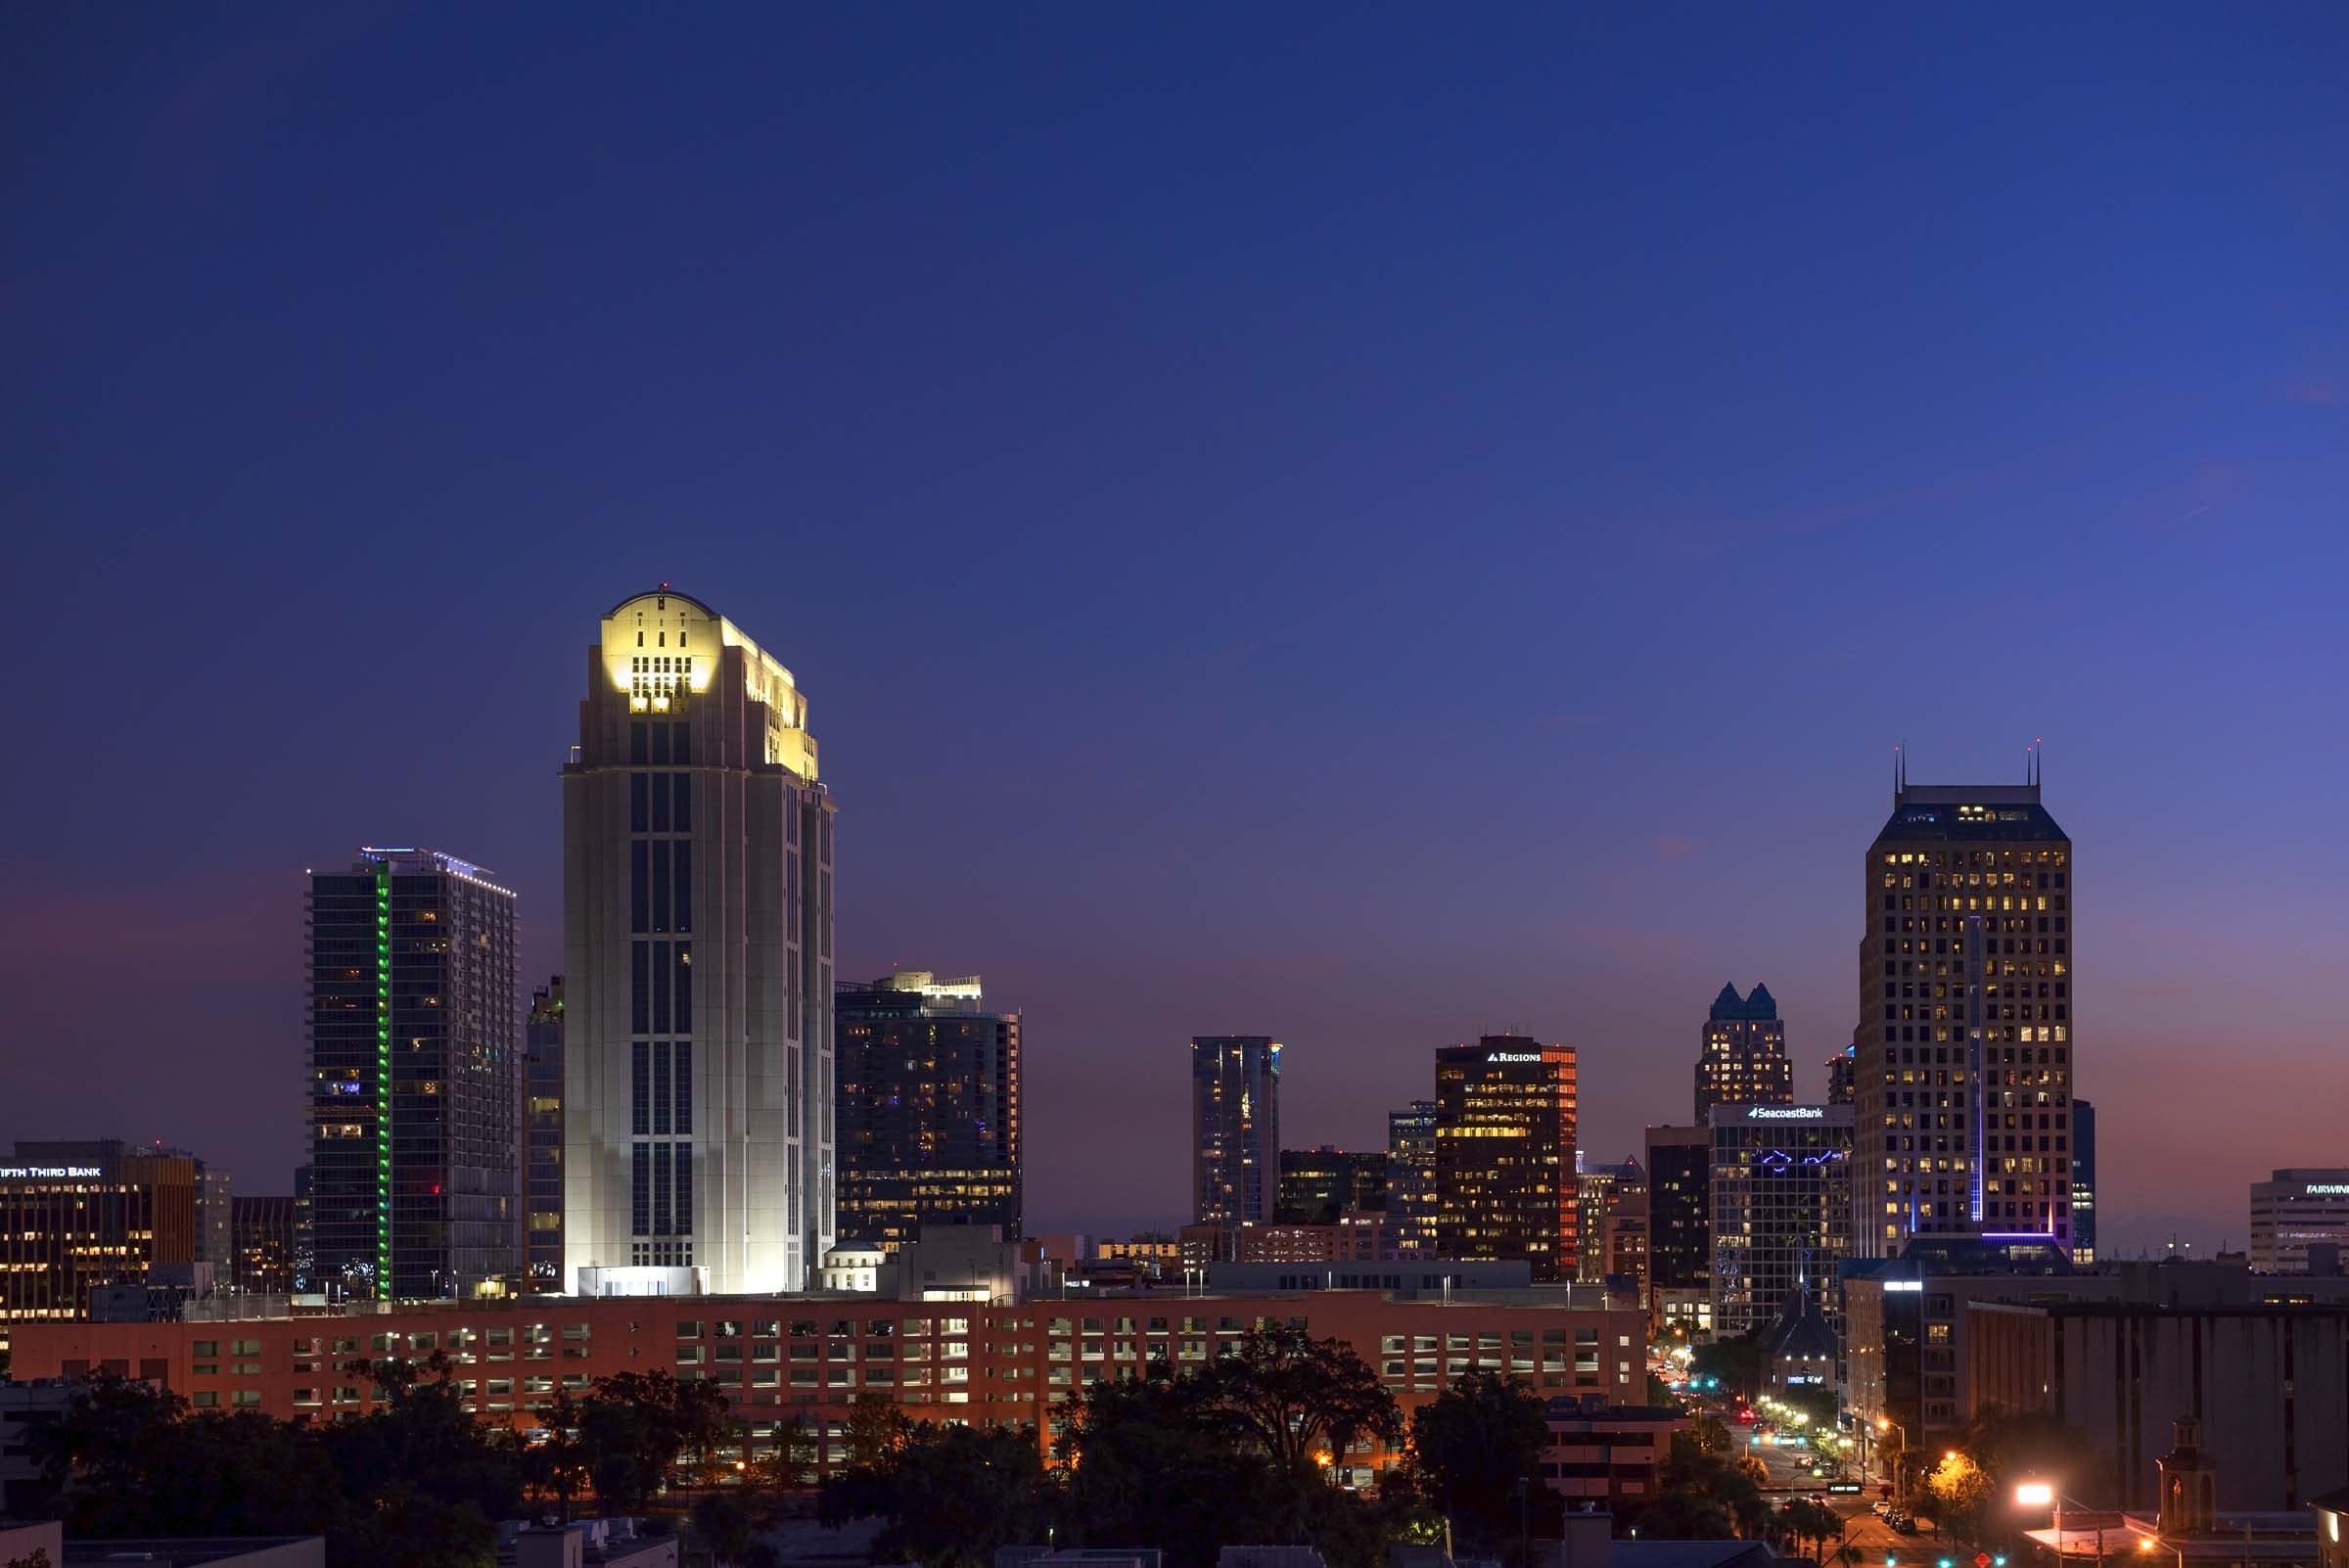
[5,6,2346,1259]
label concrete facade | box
[562,588,836,1295]
[1968,1301,2349,1512]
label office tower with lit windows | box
[1644,1124,1711,1334]
[1276,1147,1387,1224]
[292,1164,313,1292]
[1434,1037,1578,1281]
[2070,1098,2096,1266]
[1192,1037,1281,1226]
[1695,984,1793,1119]
[230,1195,299,1295]
[305,849,519,1300]
[2249,1169,2349,1274]
[835,971,1021,1251]
[0,1142,197,1326]
[563,588,836,1295]
[524,976,565,1291]
[139,1144,233,1272]
[1576,1157,1645,1287]
[1853,763,2075,1259]
[193,1161,234,1274]
[1386,1100,1439,1259]
[1826,1045,1857,1106]
[1707,1103,1852,1337]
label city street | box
[1677,1386,1992,1567]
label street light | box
[1876,1415,1910,1494]
[2136,1536,2184,1568]
[2016,1481,2106,1568]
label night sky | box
[6,7,2346,1258]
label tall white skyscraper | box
[562,588,836,1294]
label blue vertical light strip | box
[1966,915,1986,1227]
[376,865,392,1297]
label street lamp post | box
[1876,1415,1909,1496]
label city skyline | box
[7,9,2349,1262]
[1,735,2334,1262]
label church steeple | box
[2158,1414,2218,1536]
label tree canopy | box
[31,1359,734,1568]
[1405,1370,1556,1553]
[825,1328,1423,1568]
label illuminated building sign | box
[2307,1184,2349,1196]
[1745,1106,1823,1121]
[1882,1279,1923,1293]
[1486,1052,1543,1064]
[0,1165,104,1178]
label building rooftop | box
[1612,1542,1779,1568]
[1544,1398,1684,1421]
[60,1539,322,1568]
[352,847,514,895]
[1758,1289,1837,1363]
[1708,984,1779,1021]
[1873,781,2067,843]
[2023,1512,2314,1564]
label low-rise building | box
[0,1523,327,1568]
[1,1380,76,1517]
[1097,1235,1180,1280]
[515,1519,676,1568]
[1541,1396,1685,1512]
[1177,1220,1384,1268]
[1844,1251,2349,1476]
[10,1285,1644,1490]
[2314,1484,2349,1568]
[2017,1416,2317,1566]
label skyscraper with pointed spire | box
[1694,983,1793,1119]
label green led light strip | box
[376,867,392,1298]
